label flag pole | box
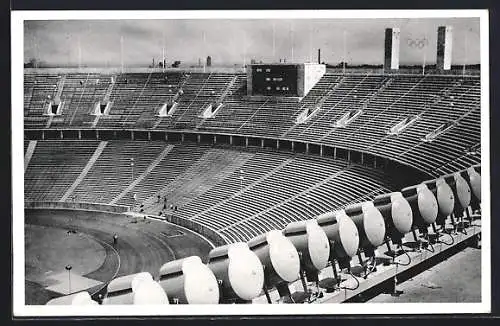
[78,36,82,69]
[243,32,247,70]
[272,22,276,62]
[202,31,206,73]
[343,30,347,74]
[120,35,124,73]
[33,33,39,68]
[291,22,294,63]
[162,31,166,72]
[463,29,468,76]
[423,33,427,76]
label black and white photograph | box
[11,9,490,316]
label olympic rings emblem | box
[406,38,429,49]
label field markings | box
[79,233,121,296]
[143,214,217,249]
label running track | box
[25,209,213,305]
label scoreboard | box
[247,63,325,98]
[250,64,298,96]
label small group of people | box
[156,194,177,211]
[160,204,178,214]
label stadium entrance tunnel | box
[183,133,198,143]
[43,130,62,140]
[167,132,182,142]
[263,138,276,149]
[336,148,348,161]
[215,134,231,145]
[150,131,167,141]
[246,137,261,148]
[132,131,149,141]
[308,144,321,155]
[199,133,215,145]
[231,136,246,147]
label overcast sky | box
[24,18,480,67]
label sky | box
[24,17,480,67]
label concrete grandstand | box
[21,19,483,308]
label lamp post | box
[130,158,135,208]
[130,158,135,183]
[463,28,470,77]
[65,264,72,294]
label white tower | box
[437,26,453,70]
[384,27,400,70]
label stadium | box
[18,15,485,311]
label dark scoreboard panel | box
[251,65,298,96]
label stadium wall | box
[24,128,432,184]
[24,202,227,246]
[149,214,228,247]
[24,201,130,213]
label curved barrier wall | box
[150,214,228,247]
[24,201,228,247]
[24,201,130,213]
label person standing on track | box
[113,234,118,246]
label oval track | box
[25,209,212,304]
